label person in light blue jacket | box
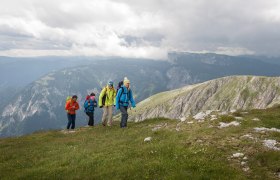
[84,93,97,126]
[116,77,136,128]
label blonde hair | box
[123,77,130,85]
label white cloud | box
[0,0,280,58]
[214,47,255,56]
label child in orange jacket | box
[65,95,80,130]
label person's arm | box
[93,100,97,107]
[129,90,136,108]
[115,88,122,110]
[113,90,117,106]
[98,88,105,107]
[84,100,88,109]
[75,102,80,110]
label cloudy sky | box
[0,0,280,59]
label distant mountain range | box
[1,52,280,137]
[0,56,108,87]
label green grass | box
[1,107,280,180]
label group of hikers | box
[64,77,136,130]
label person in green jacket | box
[99,81,116,126]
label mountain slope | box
[0,107,280,179]
[3,53,280,137]
[129,76,280,121]
[0,60,169,137]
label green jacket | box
[98,86,117,107]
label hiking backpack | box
[84,99,94,112]
[101,87,107,106]
[117,81,123,93]
[65,96,72,112]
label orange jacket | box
[65,100,80,114]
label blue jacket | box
[84,99,97,113]
[115,86,136,110]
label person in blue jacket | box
[116,77,136,128]
[84,93,97,126]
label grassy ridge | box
[1,107,280,179]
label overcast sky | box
[0,0,280,59]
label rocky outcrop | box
[129,76,280,122]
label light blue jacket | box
[115,86,136,110]
[84,99,97,113]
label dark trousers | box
[120,106,128,128]
[86,112,94,126]
[67,113,76,129]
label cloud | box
[0,0,280,58]
[214,47,255,56]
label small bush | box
[232,111,243,117]
[219,115,235,123]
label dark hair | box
[72,95,78,99]
[118,81,124,89]
[90,93,95,96]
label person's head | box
[86,95,90,100]
[72,95,78,102]
[90,93,95,101]
[108,81,114,89]
[123,77,130,88]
